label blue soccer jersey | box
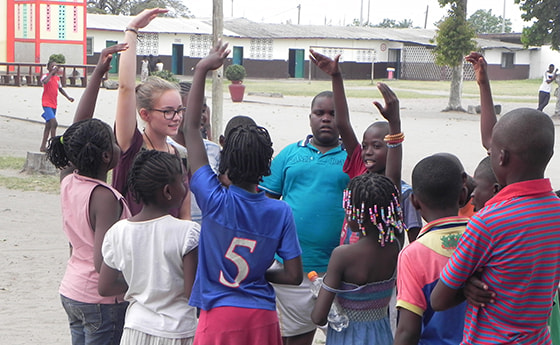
[189,165,302,311]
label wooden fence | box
[0,62,97,87]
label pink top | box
[59,172,131,304]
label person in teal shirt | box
[259,90,349,345]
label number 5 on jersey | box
[219,237,257,288]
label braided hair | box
[343,173,405,246]
[127,150,183,206]
[219,124,273,185]
[46,119,114,178]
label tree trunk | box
[444,65,465,112]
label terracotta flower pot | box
[228,80,246,102]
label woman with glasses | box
[112,8,191,219]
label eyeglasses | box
[151,107,187,120]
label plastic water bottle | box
[327,299,349,332]
[308,271,322,298]
[307,271,349,332]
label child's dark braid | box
[46,119,113,178]
[127,150,183,206]
[343,173,406,246]
[219,125,273,185]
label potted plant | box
[225,64,246,102]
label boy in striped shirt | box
[431,108,560,344]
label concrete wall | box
[529,46,560,79]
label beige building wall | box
[0,0,7,62]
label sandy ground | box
[1,83,560,344]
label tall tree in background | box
[515,0,560,51]
[433,0,477,111]
[468,9,512,34]
[87,0,191,17]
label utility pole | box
[297,4,301,25]
[424,5,429,29]
[502,0,506,33]
[367,0,370,25]
[231,0,233,17]
[212,0,224,141]
[360,0,363,25]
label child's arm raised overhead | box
[374,83,402,195]
[466,52,496,150]
[309,49,360,158]
[184,40,230,174]
[73,43,128,123]
[115,8,167,152]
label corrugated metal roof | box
[219,18,438,45]
[87,14,236,36]
[87,14,526,50]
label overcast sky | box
[185,0,526,32]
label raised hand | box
[96,43,129,75]
[197,40,230,72]
[465,51,488,85]
[373,82,400,124]
[309,49,340,76]
[128,8,168,30]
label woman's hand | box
[127,8,168,31]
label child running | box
[184,40,303,345]
[309,49,422,244]
[98,150,200,345]
[39,59,74,152]
[46,44,130,345]
[310,77,405,345]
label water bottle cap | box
[307,271,318,280]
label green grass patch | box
[0,156,26,170]
[237,78,541,100]
[0,174,60,193]
[0,156,60,193]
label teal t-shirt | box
[259,136,349,272]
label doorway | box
[106,40,119,73]
[288,49,304,78]
[388,48,401,79]
[172,44,184,75]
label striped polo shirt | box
[440,178,560,344]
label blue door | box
[232,46,244,65]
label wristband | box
[125,27,138,35]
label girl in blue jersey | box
[184,41,304,345]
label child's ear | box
[410,193,421,211]
[458,184,469,208]
[219,134,225,147]
[499,149,509,167]
[492,183,501,195]
[101,151,111,164]
[162,184,172,201]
